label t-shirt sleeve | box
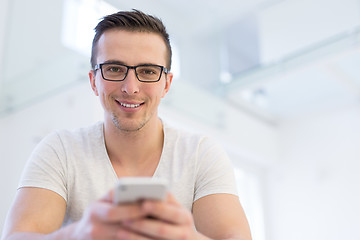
[18,131,68,202]
[194,137,238,202]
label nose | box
[121,69,140,94]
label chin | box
[112,116,148,132]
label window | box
[61,0,117,56]
[234,166,266,240]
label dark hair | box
[91,9,172,70]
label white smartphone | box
[114,177,168,204]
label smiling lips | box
[116,100,143,108]
[120,102,140,108]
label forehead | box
[95,30,167,66]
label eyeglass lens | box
[101,64,163,82]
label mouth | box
[115,100,144,109]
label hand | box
[119,193,207,240]
[69,190,147,240]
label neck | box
[103,116,164,176]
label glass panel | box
[0,0,116,117]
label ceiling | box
[226,30,360,123]
[225,0,360,122]
[108,0,360,123]
[107,0,274,36]
[1,0,359,123]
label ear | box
[89,70,99,96]
[161,72,173,98]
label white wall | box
[0,81,102,234]
[3,79,360,240]
[162,78,280,166]
[0,78,278,236]
[265,103,360,240]
[259,0,360,63]
[3,1,359,239]
[0,0,9,82]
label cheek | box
[159,82,168,98]
[156,87,167,100]
[161,88,170,98]
[97,85,113,105]
[99,82,116,96]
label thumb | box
[100,188,115,203]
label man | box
[2,10,252,240]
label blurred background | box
[0,0,360,239]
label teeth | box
[119,102,140,108]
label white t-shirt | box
[19,121,238,226]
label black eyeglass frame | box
[94,63,169,83]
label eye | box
[143,69,156,75]
[108,66,122,72]
[138,66,159,75]
[103,64,126,74]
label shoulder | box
[55,121,103,138]
[164,122,204,143]
[49,122,103,144]
[162,121,224,154]
[33,122,103,154]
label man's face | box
[89,30,173,132]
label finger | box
[100,189,115,203]
[87,222,124,239]
[90,201,146,223]
[123,218,192,240]
[86,224,151,240]
[92,189,148,223]
[141,200,193,225]
[117,227,153,240]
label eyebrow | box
[103,60,126,65]
[102,60,161,66]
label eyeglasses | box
[94,63,169,83]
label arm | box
[2,187,147,240]
[121,193,251,240]
[191,137,251,239]
[2,187,66,240]
[193,193,252,240]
